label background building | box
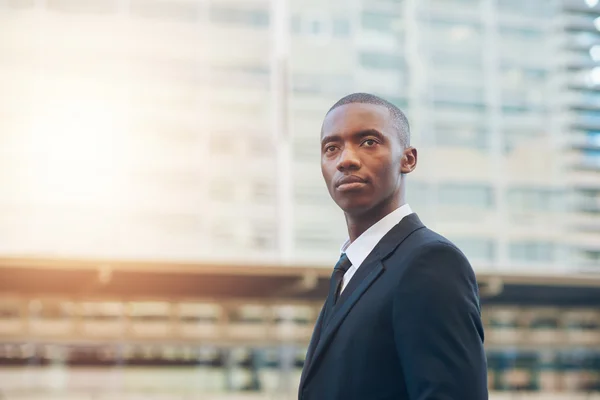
[0,0,599,399]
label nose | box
[336,145,361,172]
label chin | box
[335,197,374,216]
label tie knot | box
[334,253,352,273]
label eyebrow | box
[321,129,385,147]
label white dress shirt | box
[339,204,413,293]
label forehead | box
[322,103,392,137]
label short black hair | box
[326,92,410,147]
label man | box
[298,93,488,400]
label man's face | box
[320,103,414,216]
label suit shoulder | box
[406,227,467,259]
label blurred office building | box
[0,0,599,399]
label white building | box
[0,0,597,273]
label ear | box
[401,147,417,174]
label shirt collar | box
[340,204,413,268]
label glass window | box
[569,32,600,47]
[579,250,600,263]
[498,26,544,40]
[291,15,351,38]
[496,0,556,17]
[432,84,486,111]
[308,19,323,35]
[507,188,564,212]
[503,129,544,153]
[388,96,408,109]
[580,92,600,109]
[130,0,201,22]
[429,50,482,70]
[407,181,428,202]
[434,125,488,149]
[361,11,402,33]
[426,19,483,52]
[292,74,354,95]
[501,101,545,114]
[451,237,495,262]
[209,3,269,27]
[332,18,351,37]
[580,110,600,122]
[575,189,600,212]
[291,15,302,33]
[429,0,480,6]
[583,149,600,168]
[359,51,405,70]
[509,241,555,262]
[500,66,548,85]
[438,184,494,208]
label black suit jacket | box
[299,213,488,400]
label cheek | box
[372,161,400,191]
[321,166,335,189]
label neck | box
[344,197,405,243]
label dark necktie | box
[329,253,352,305]
[318,253,353,340]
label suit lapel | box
[329,213,426,322]
[299,213,426,389]
[299,304,326,389]
[301,257,384,386]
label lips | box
[336,175,367,190]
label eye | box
[362,139,377,147]
[324,145,338,153]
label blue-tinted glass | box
[502,105,532,114]
[497,0,555,17]
[435,128,488,149]
[587,131,600,145]
[209,4,269,27]
[310,20,321,34]
[580,111,600,125]
[584,149,600,158]
[361,11,400,33]
[408,181,429,205]
[359,51,404,70]
[292,74,353,95]
[498,26,543,38]
[523,68,547,79]
[434,101,486,112]
[571,32,600,47]
[507,188,564,211]
[332,18,351,37]
[451,238,495,261]
[429,19,482,32]
[509,242,554,262]
[430,51,482,69]
[387,96,408,109]
[582,93,600,107]
[438,184,494,208]
[291,15,301,33]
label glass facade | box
[563,0,600,271]
[0,0,596,272]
